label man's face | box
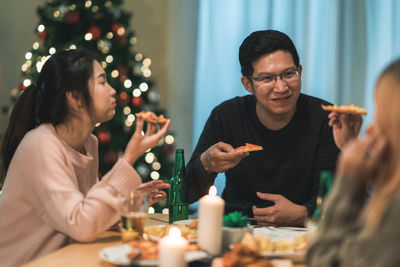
[242,50,302,119]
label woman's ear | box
[241,76,254,94]
[65,91,85,111]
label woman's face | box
[88,60,116,123]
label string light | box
[139,82,148,92]
[145,152,155,164]
[25,52,32,60]
[69,4,76,10]
[85,0,92,8]
[106,32,113,39]
[84,33,93,41]
[165,135,175,144]
[162,208,169,215]
[105,1,112,8]
[124,79,132,88]
[152,162,161,170]
[54,10,60,17]
[127,114,135,123]
[111,70,119,78]
[23,79,31,87]
[129,37,137,45]
[69,44,77,49]
[123,107,131,115]
[132,88,141,97]
[143,58,151,66]
[105,55,113,63]
[148,207,155,214]
[101,61,107,68]
[117,27,125,36]
[125,119,133,127]
[143,69,151,77]
[33,42,40,50]
[150,171,160,180]
[92,6,99,12]
[38,24,45,32]
[135,53,143,61]
[49,47,56,54]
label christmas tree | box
[2,0,175,212]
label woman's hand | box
[337,125,388,184]
[328,111,363,150]
[123,113,171,165]
[137,180,170,206]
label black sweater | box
[187,93,339,217]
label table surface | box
[21,214,306,267]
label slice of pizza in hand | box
[235,143,263,152]
[135,111,168,123]
[321,104,367,115]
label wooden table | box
[22,214,306,267]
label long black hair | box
[0,49,97,181]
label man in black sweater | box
[186,30,340,226]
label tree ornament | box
[118,91,130,106]
[117,65,128,81]
[88,25,101,40]
[65,10,80,24]
[97,129,111,145]
[19,82,26,91]
[112,22,122,33]
[38,30,48,42]
[132,97,142,107]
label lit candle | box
[159,227,188,267]
[198,185,225,255]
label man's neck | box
[256,102,296,130]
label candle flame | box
[209,185,217,196]
[169,227,181,238]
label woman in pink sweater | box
[0,50,171,266]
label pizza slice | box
[321,104,367,115]
[235,143,263,152]
[135,111,168,123]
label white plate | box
[99,244,208,266]
[172,219,195,226]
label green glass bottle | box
[168,148,189,223]
[313,171,333,225]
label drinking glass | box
[119,190,149,242]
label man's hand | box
[252,192,308,226]
[328,111,362,150]
[200,142,249,173]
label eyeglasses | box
[248,69,299,85]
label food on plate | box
[221,243,273,267]
[144,223,198,240]
[127,239,201,261]
[240,232,308,253]
[235,143,263,152]
[135,111,168,123]
[321,104,367,115]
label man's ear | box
[65,91,84,111]
[241,76,254,94]
[298,64,303,76]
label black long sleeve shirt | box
[186,93,339,217]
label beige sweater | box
[0,124,141,267]
[307,175,400,267]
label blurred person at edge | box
[0,49,171,267]
[307,58,400,267]
[186,30,340,226]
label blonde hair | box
[364,58,400,232]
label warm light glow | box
[143,69,151,77]
[145,153,155,164]
[25,52,32,60]
[117,27,125,36]
[69,44,77,49]
[101,61,107,68]
[152,162,161,170]
[111,70,119,78]
[38,24,45,32]
[105,1,112,8]
[209,185,217,196]
[124,79,132,88]
[165,135,174,144]
[132,88,141,97]
[92,6,99,12]
[127,114,135,123]
[150,171,160,180]
[95,123,101,127]
[125,119,133,127]
[84,33,93,41]
[23,79,31,87]
[143,58,151,66]
[69,4,76,10]
[162,208,169,215]
[148,207,155,214]
[169,227,181,238]
[49,47,56,55]
[130,37,137,45]
[21,64,28,72]
[105,55,113,63]
[135,53,143,61]
[106,32,113,39]
[54,10,60,17]
[139,82,148,92]
[85,0,92,7]
[33,42,39,50]
[123,107,131,115]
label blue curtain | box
[192,0,400,196]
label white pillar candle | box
[159,227,188,267]
[198,185,225,255]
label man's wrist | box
[200,153,211,173]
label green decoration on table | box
[223,211,248,228]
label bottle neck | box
[172,150,185,177]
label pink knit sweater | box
[0,124,142,267]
